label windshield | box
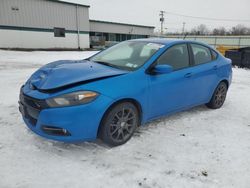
[89,41,165,71]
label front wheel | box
[206,82,228,109]
[99,102,140,146]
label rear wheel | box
[99,102,139,146]
[206,82,228,109]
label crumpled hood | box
[28,60,128,91]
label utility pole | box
[159,11,165,36]
[182,22,186,35]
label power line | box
[164,11,250,22]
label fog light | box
[41,126,71,136]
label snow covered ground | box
[0,50,249,188]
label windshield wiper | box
[93,61,125,70]
[94,61,112,67]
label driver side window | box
[157,44,189,70]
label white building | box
[0,0,155,49]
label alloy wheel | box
[214,83,227,107]
[109,107,136,142]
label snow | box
[0,50,250,188]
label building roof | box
[90,20,155,29]
[46,0,90,8]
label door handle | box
[213,65,218,70]
[184,73,193,78]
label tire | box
[206,82,228,109]
[99,102,140,146]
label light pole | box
[182,22,186,35]
[159,11,165,36]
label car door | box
[188,43,219,104]
[147,43,196,119]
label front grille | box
[19,101,39,127]
[19,88,48,126]
[19,91,48,110]
[27,114,38,126]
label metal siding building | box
[0,0,155,49]
[89,20,154,46]
[90,20,154,36]
[0,0,90,49]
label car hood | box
[28,60,128,91]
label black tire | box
[206,82,228,109]
[99,102,140,146]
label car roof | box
[130,38,181,45]
[130,38,212,48]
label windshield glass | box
[89,41,165,71]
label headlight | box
[46,91,99,107]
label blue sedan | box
[19,39,232,146]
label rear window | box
[191,44,212,65]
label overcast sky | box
[63,0,250,33]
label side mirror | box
[152,64,173,74]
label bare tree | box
[231,24,248,35]
[164,24,250,36]
[213,27,226,35]
[190,24,210,35]
[246,28,250,35]
[197,24,210,35]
